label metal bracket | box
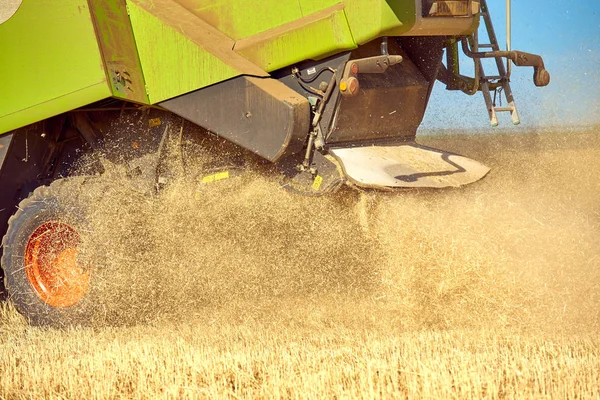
[339,55,403,97]
[460,38,550,87]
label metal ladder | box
[474,0,520,126]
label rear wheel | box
[1,178,95,327]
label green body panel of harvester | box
[0,0,111,134]
[0,0,477,133]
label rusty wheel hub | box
[24,221,89,308]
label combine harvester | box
[0,0,549,326]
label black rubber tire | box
[1,178,96,327]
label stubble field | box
[0,128,599,399]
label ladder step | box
[477,0,520,127]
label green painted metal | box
[126,1,243,104]
[0,0,111,135]
[298,0,342,16]
[88,0,149,103]
[173,0,415,44]
[165,0,415,76]
[234,5,356,72]
[0,0,476,133]
[343,0,416,44]
[179,0,306,40]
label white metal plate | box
[330,142,490,189]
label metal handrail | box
[506,0,512,76]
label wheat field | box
[0,128,599,399]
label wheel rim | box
[24,221,90,308]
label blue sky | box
[420,0,600,130]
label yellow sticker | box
[201,171,230,184]
[312,175,323,191]
[201,175,215,183]
[148,118,162,127]
[214,171,230,181]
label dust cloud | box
[67,128,600,333]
